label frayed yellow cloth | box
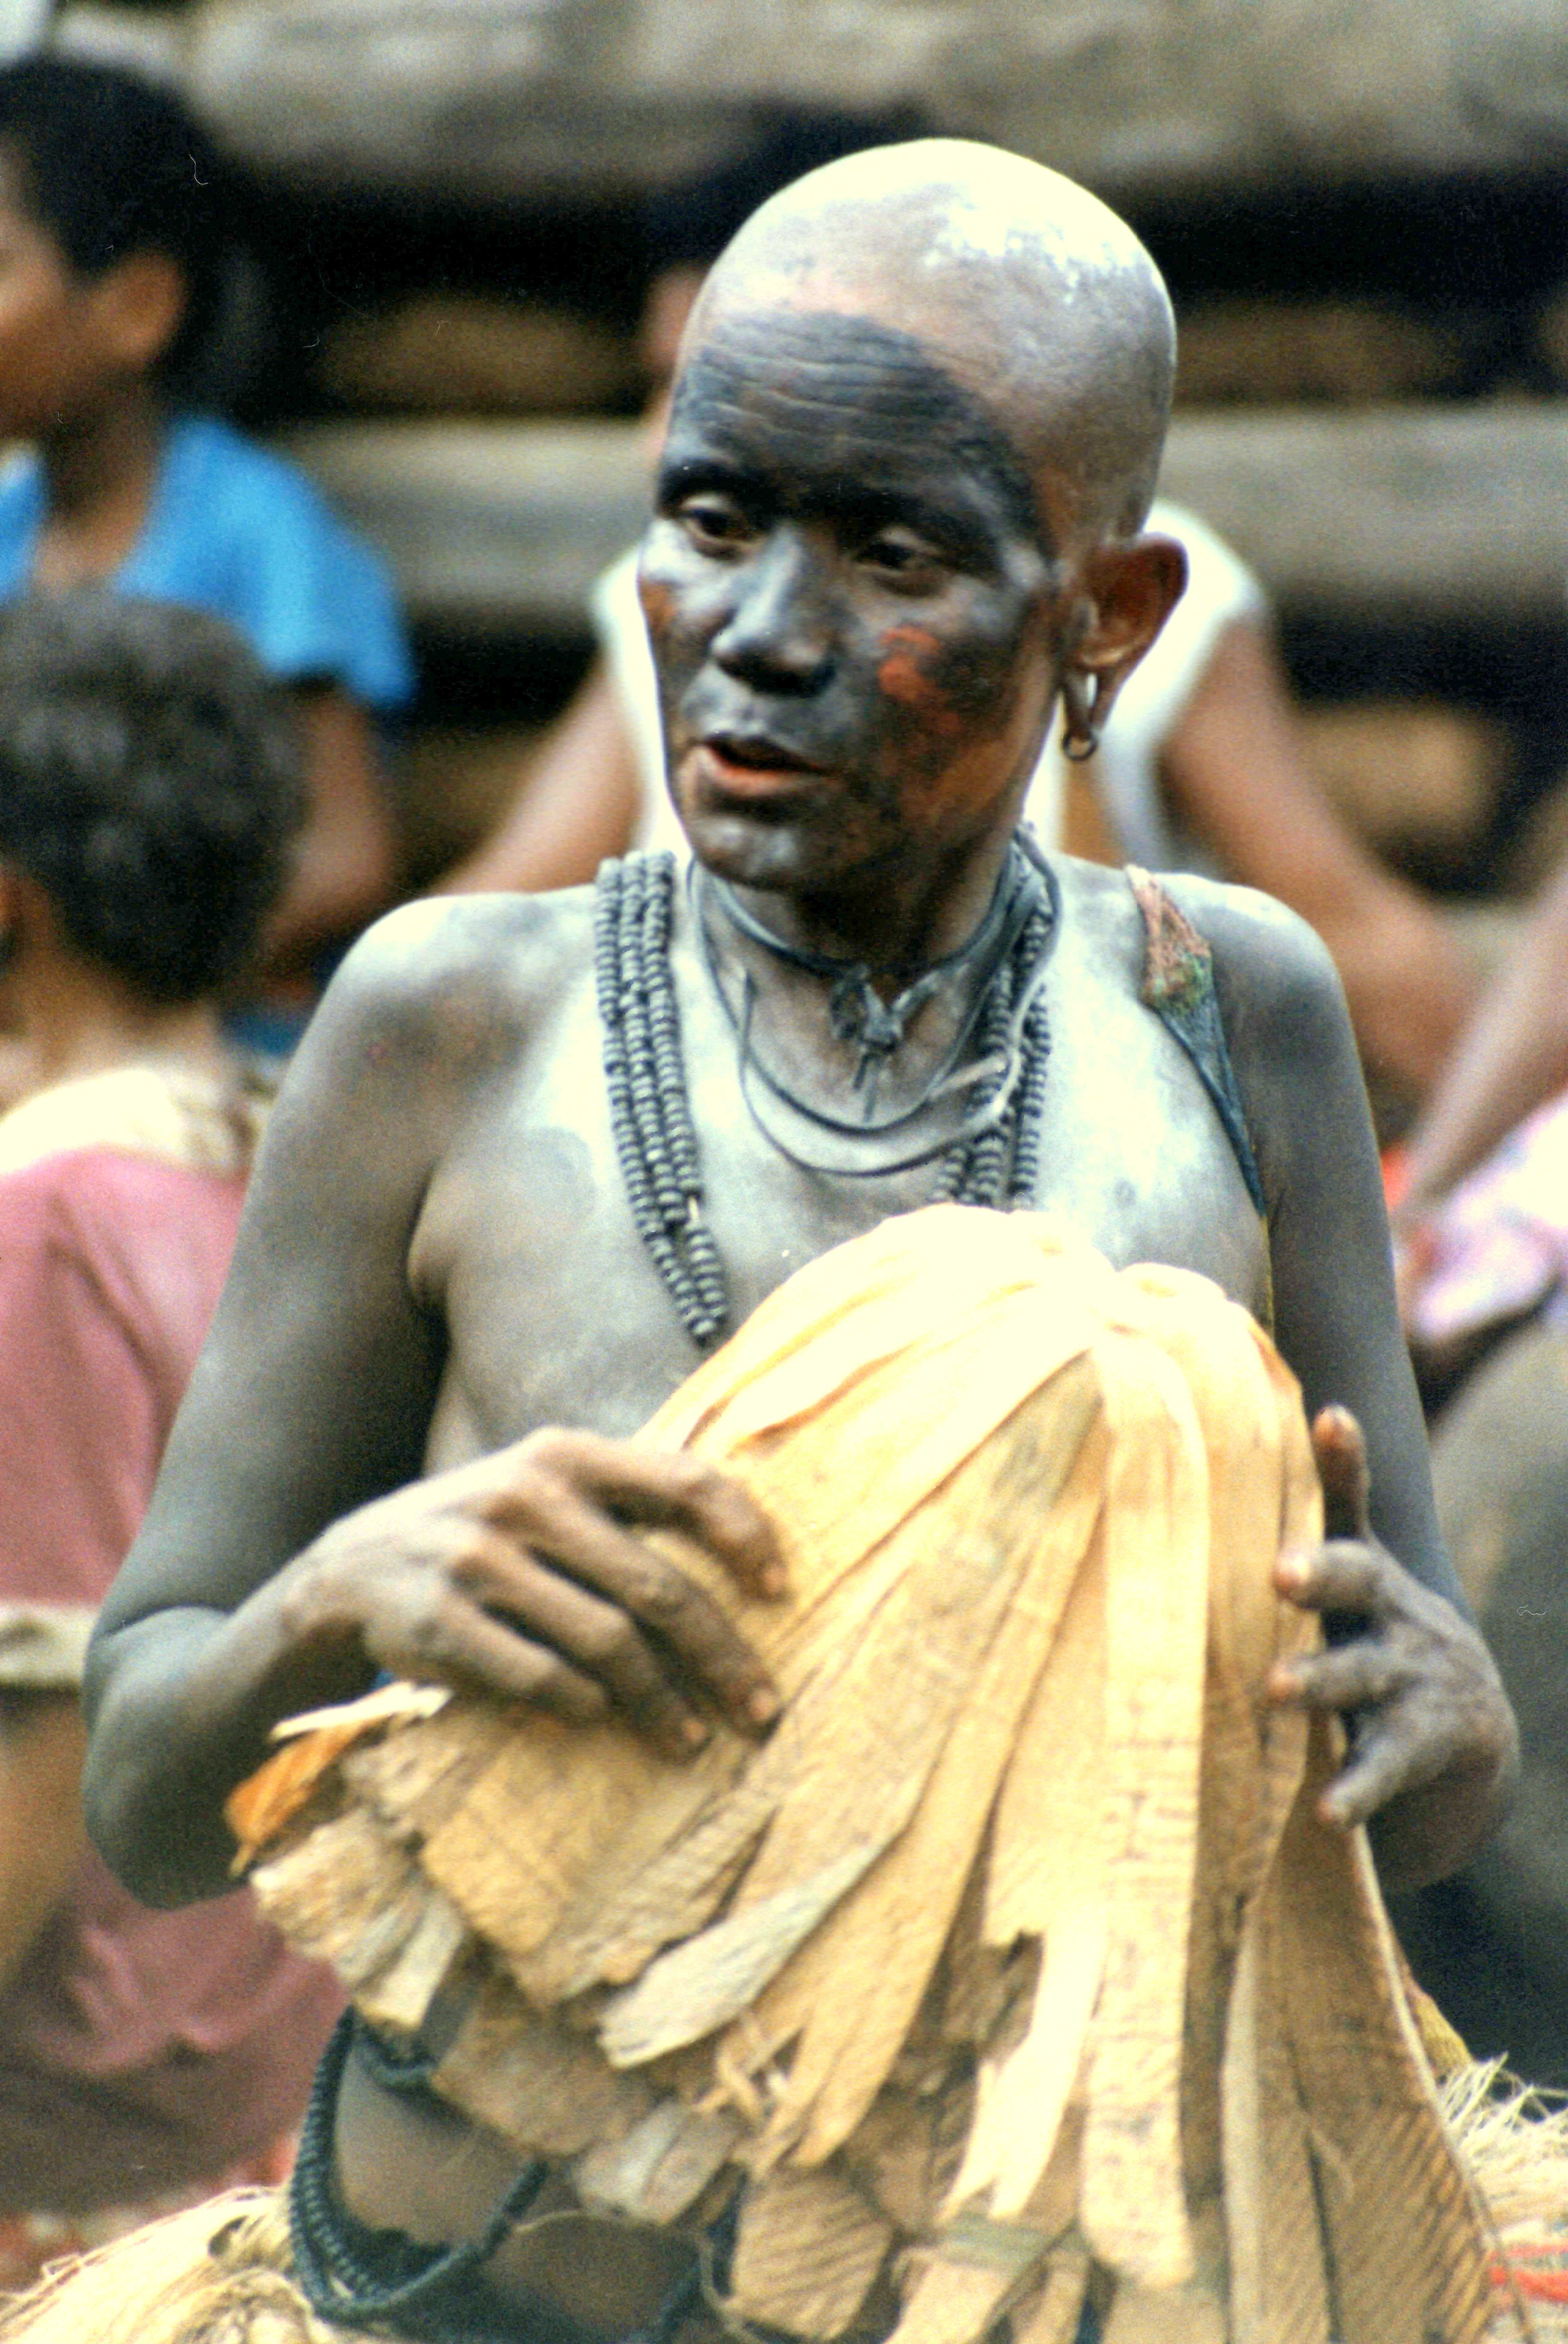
[3,2069,1556,2344]
[55,1208,1501,2344]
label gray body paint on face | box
[643,308,1061,923]
[667,310,1044,551]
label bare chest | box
[409,907,1269,1469]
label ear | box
[1059,531,1188,737]
[88,251,188,375]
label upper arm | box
[94,907,480,1642]
[1197,887,1458,1607]
[1159,621,1368,903]
[263,686,399,966]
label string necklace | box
[703,846,1035,1122]
[696,839,1057,1180]
[594,843,1057,1350]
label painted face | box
[640,307,1067,899]
[0,151,111,441]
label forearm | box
[1401,873,1568,1213]
[262,690,399,970]
[1300,876,1476,1104]
[432,663,641,898]
[84,1573,376,1908]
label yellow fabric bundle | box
[228,1205,1497,2344]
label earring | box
[1060,670,1101,763]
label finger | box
[517,1430,786,1600]
[367,1592,609,1728]
[1267,1639,1409,1715]
[503,1489,781,1737]
[1314,1714,1457,1832]
[1274,1538,1386,1616]
[481,1548,733,1756]
[1312,1405,1371,1544]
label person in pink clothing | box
[0,590,341,2281]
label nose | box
[711,527,835,692]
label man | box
[81,142,1513,2340]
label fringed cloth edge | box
[2,2086,1567,2344]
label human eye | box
[858,524,951,591]
[673,487,756,555]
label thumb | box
[1312,1404,1371,1544]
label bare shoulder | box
[1048,858,1363,1214]
[1049,855,1334,1006]
[276,886,595,1130]
[1055,857,1342,1039]
[313,885,596,1054]
[1161,875,1360,1122]
[1163,872,1342,1011]
[249,885,602,1241]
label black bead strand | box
[596,849,1055,1349]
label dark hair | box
[0,591,304,1002]
[0,54,226,389]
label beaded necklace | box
[594,844,1056,1350]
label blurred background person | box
[0,591,341,2291]
[435,116,1477,1115]
[0,53,414,1066]
[1385,857,1568,2086]
[1388,846,1568,1392]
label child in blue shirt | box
[0,54,414,1018]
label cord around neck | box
[703,848,1034,1120]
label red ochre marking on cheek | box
[877,628,965,736]
[638,578,675,632]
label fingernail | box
[680,1714,711,1750]
[747,1684,782,1728]
[761,1566,788,1600]
[1266,1663,1297,1701]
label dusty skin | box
[82,141,1514,2332]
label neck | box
[725,828,1017,989]
[34,383,164,584]
[15,948,230,1094]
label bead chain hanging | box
[595,850,1053,1350]
[594,851,729,1349]
[932,890,1054,1209]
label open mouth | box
[693,734,827,796]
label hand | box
[281,1428,786,1763]
[1266,1405,1517,1889]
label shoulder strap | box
[1126,866,1267,1219]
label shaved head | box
[681,138,1176,551]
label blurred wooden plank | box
[282,418,650,636]
[282,403,1568,635]
[1157,402,1568,619]
[166,0,1568,204]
